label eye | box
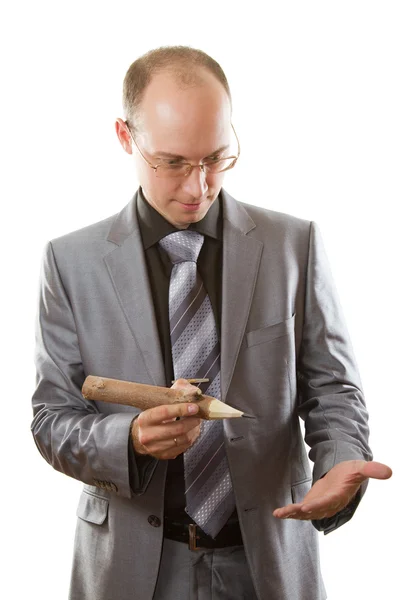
[161,158,187,169]
[165,161,186,170]
[205,155,222,164]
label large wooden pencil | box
[82,375,245,420]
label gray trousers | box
[153,537,258,600]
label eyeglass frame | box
[124,120,241,177]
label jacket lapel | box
[220,190,263,400]
[103,194,166,386]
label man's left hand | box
[273,460,392,520]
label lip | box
[179,202,202,211]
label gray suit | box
[32,189,372,600]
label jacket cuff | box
[128,417,158,495]
[312,479,367,534]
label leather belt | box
[163,517,243,550]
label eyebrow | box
[154,144,230,160]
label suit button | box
[148,515,161,527]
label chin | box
[184,208,207,221]
[174,215,201,229]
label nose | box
[181,165,209,198]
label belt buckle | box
[189,524,204,551]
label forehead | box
[137,70,232,158]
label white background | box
[1,1,399,598]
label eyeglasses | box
[125,121,240,179]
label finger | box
[137,434,186,460]
[168,418,201,439]
[185,422,201,445]
[171,430,198,452]
[171,378,202,396]
[301,494,344,515]
[273,503,303,519]
[274,506,340,521]
[287,511,328,521]
[273,497,343,520]
[300,503,346,520]
[361,461,392,480]
[341,460,392,487]
[138,417,201,447]
[152,426,201,460]
[298,508,342,520]
[275,508,311,520]
[139,402,199,426]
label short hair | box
[122,45,231,132]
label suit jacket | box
[31,189,372,600]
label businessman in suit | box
[31,46,391,600]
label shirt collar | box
[137,187,222,250]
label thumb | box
[361,461,392,480]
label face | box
[116,70,233,228]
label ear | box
[115,118,133,154]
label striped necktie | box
[159,230,235,538]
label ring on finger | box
[173,438,178,446]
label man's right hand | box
[131,397,201,460]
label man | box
[31,46,391,600]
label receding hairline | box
[122,46,232,131]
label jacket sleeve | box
[31,242,157,498]
[297,222,373,533]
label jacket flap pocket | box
[246,314,295,348]
[76,491,109,525]
[291,478,312,504]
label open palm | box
[273,460,392,521]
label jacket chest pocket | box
[246,314,295,348]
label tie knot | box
[159,230,204,264]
